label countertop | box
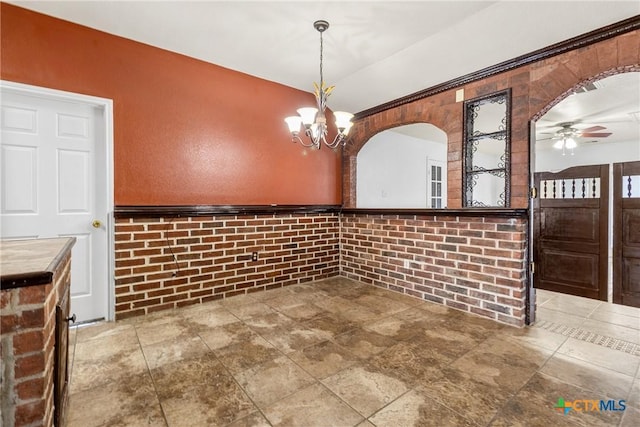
[1,238,76,289]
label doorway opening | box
[356,123,447,208]
[530,71,640,328]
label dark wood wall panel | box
[614,161,640,307]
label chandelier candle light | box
[284,20,353,149]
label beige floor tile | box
[362,313,422,341]
[180,305,240,330]
[535,289,556,306]
[215,334,282,375]
[504,324,568,352]
[451,335,551,393]
[367,342,450,387]
[75,321,135,343]
[333,327,397,360]
[540,353,634,399]
[225,411,271,427]
[620,406,640,427]
[67,372,164,427]
[66,278,640,427]
[589,309,640,330]
[490,373,623,427]
[260,323,332,354]
[369,388,475,427]
[322,364,409,417]
[592,301,640,319]
[557,337,640,377]
[276,302,326,320]
[73,327,139,361]
[141,335,211,370]
[225,301,277,320]
[71,346,148,394]
[198,321,258,350]
[152,354,255,426]
[301,311,360,338]
[418,368,509,426]
[263,293,311,311]
[263,383,363,426]
[135,317,197,347]
[580,318,640,344]
[540,293,601,318]
[290,340,360,379]
[536,307,588,328]
[244,312,296,335]
[627,377,640,408]
[313,296,379,323]
[350,293,413,316]
[234,356,315,408]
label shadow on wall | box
[356,123,447,208]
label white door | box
[1,89,108,323]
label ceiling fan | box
[536,122,612,154]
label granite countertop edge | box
[1,237,76,290]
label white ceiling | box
[10,1,639,153]
[9,0,640,114]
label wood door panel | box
[623,210,640,248]
[541,209,599,242]
[540,249,598,289]
[614,161,640,307]
[534,164,608,301]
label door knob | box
[92,220,102,228]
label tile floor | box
[66,278,640,426]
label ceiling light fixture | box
[284,20,353,149]
[553,136,577,155]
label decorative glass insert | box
[463,90,511,207]
[622,175,640,198]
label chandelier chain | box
[319,29,324,89]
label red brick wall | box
[1,253,71,427]
[114,213,340,319]
[340,212,527,326]
[343,29,640,209]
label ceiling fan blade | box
[581,125,607,133]
[536,137,555,141]
[580,132,612,138]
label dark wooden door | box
[613,161,640,308]
[533,165,609,300]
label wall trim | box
[341,208,528,218]
[114,205,342,218]
[354,15,640,119]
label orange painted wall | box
[1,4,342,206]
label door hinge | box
[530,262,535,274]
[530,186,537,199]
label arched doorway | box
[531,71,640,327]
[356,123,447,208]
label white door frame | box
[1,80,115,321]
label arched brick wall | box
[344,29,640,209]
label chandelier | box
[284,20,353,149]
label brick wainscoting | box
[114,213,340,319]
[340,211,528,326]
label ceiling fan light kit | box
[284,20,353,150]
[540,121,613,155]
